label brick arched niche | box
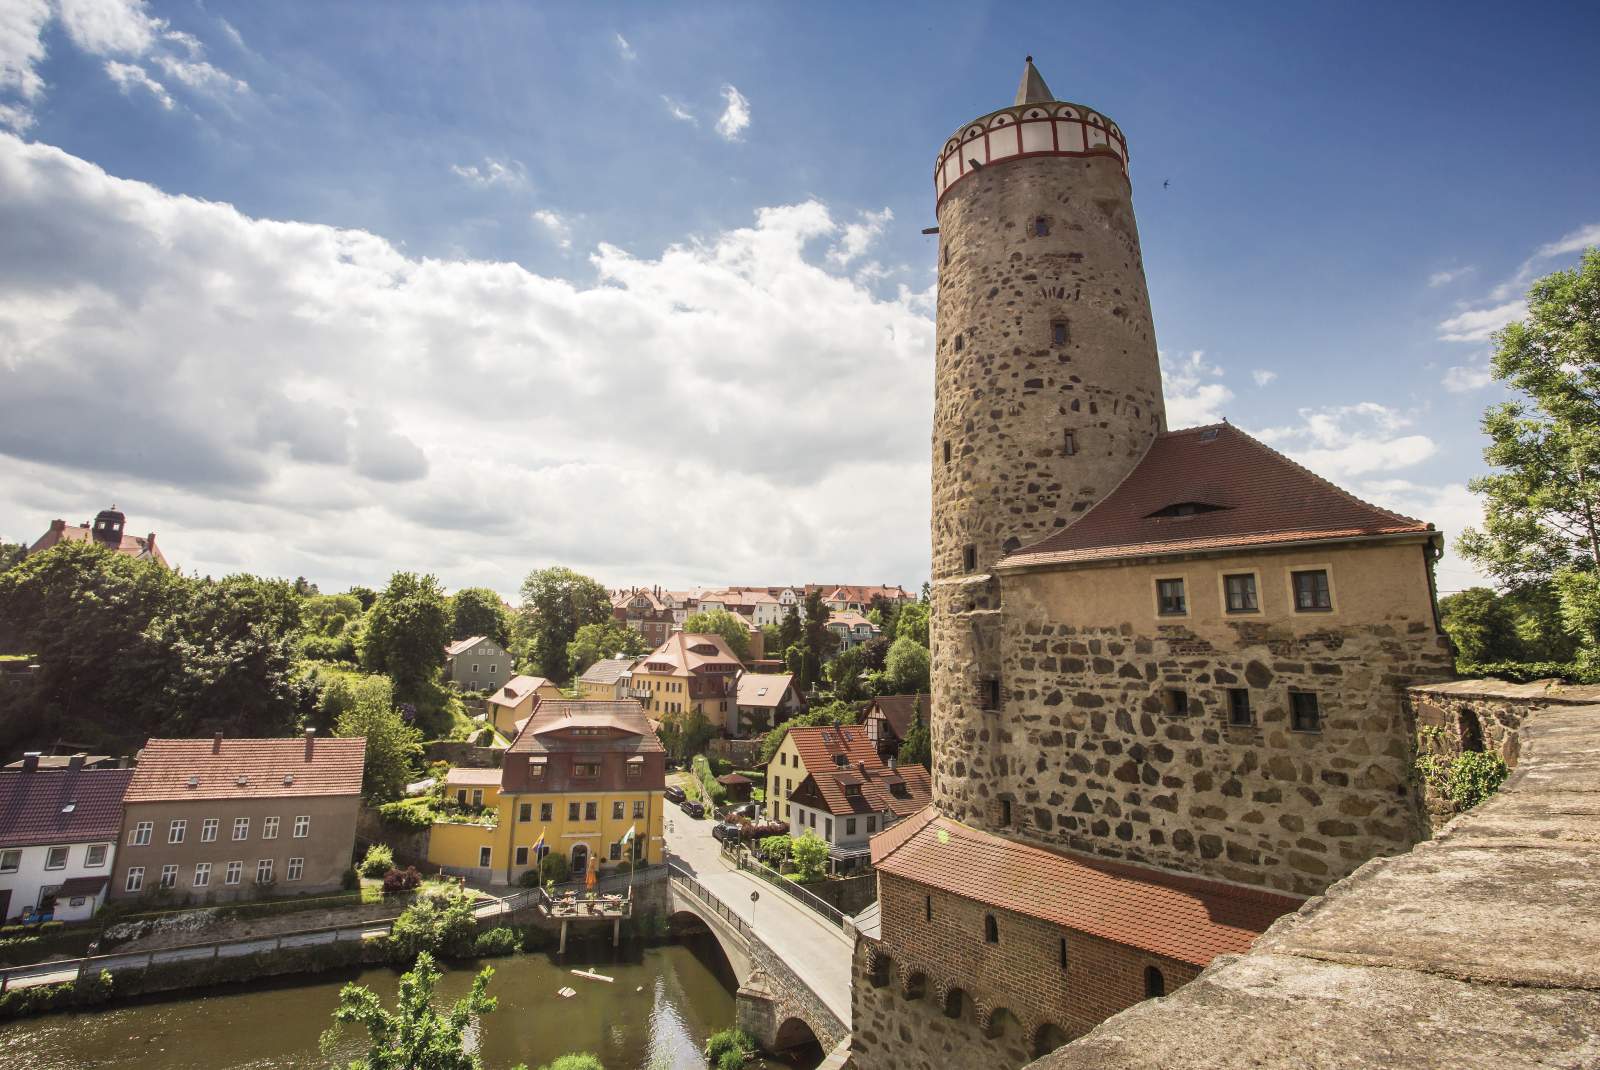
[1033,1021,1071,1058]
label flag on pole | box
[620,823,637,862]
[532,829,546,859]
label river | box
[0,938,813,1070]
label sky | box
[0,1,1597,599]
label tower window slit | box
[943,441,952,466]
[954,334,964,352]
[1034,217,1049,237]
[1052,320,1069,346]
[1063,431,1077,456]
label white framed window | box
[293,815,310,838]
[232,817,250,841]
[44,845,69,870]
[256,859,274,884]
[129,821,153,846]
[1155,577,1188,617]
[225,861,243,885]
[477,846,491,867]
[85,844,108,868]
[0,849,19,873]
[168,819,186,844]
[489,664,497,674]
[470,789,483,807]
[287,857,304,881]
[193,862,211,887]
[1221,572,1261,614]
[125,866,145,892]
[263,816,280,840]
[159,864,178,889]
[201,818,219,842]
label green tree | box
[884,636,931,694]
[777,605,801,655]
[517,567,612,683]
[334,674,423,803]
[895,602,930,647]
[790,830,828,882]
[0,541,25,572]
[348,586,379,611]
[322,952,510,1070]
[1439,588,1523,664]
[682,608,752,662]
[897,696,932,770]
[361,573,451,702]
[826,645,870,702]
[868,594,902,641]
[567,620,648,678]
[796,589,836,690]
[450,587,511,647]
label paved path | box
[664,808,854,1025]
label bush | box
[473,927,519,957]
[359,844,395,878]
[693,754,727,805]
[382,866,422,895]
[539,1055,604,1070]
[385,890,478,962]
[376,797,435,830]
[1455,659,1598,684]
[1448,751,1509,810]
[718,1051,746,1070]
[517,868,543,888]
[758,834,793,864]
[540,852,570,885]
[0,970,113,1020]
[705,1027,755,1068]
[790,830,828,882]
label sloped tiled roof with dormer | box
[0,767,133,847]
[124,737,366,803]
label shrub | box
[1448,751,1509,810]
[0,970,113,1020]
[539,1055,604,1070]
[382,866,422,895]
[790,830,828,882]
[705,1027,755,1068]
[718,1050,746,1070]
[540,852,570,885]
[758,834,793,864]
[376,797,435,830]
[359,844,396,878]
[385,889,478,962]
[1455,659,1598,684]
[473,927,519,957]
[517,868,543,888]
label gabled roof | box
[507,700,664,755]
[790,762,932,818]
[0,767,133,847]
[736,672,795,708]
[873,808,1303,967]
[444,636,489,658]
[124,736,366,803]
[487,675,554,708]
[786,725,883,811]
[639,632,743,675]
[998,424,1433,570]
[444,767,503,787]
[579,658,635,686]
[828,611,879,632]
[867,694,930,739]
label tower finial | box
[1015,56,1053,106]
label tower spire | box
[1014,55,1053,105]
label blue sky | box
[0,1,1596,596]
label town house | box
[863,693,930,761]
[578,658,636,701]
[765,723,879,825]
[444,635,510,694]
[0,755,133,922]
[484,674,563,738]
[787,757,931,873]
[630,632,743,734]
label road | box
[664,806,854,1026]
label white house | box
[0,755,133,923]
[786,757,932,874]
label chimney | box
[888,755,897,769]
[212,732,223,754]
[146,532,157,549]
[21,752,40,772]
[68,753,85,771]
[50,519,65,533]
[304,728,316,761]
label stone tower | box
[930,59,1166,829]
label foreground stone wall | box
[1025,687,1600,1070]
[1410,677,1539,825]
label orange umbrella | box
[586,848,599,889]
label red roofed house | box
[863,693,930,761]
[25,506,168,566]
[788,756,930,873]
[764,723,880,826]
[0,755,134,922]
[484,674,563,737]
[111,731,366,903]
[631,632,743,734]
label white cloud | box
[58,0,162,56]
[1535,222,1600,260]
[0,134,936,592]
[0,0,50,104]
[1427,266,1473,288]
[1160,350,1232,428]
[1254,402,1436,479]
[613,33,635,61]
[661,95,695,124]
[450,157,528,190]
[715,83,750,141]
[1442,359,1493,393]
[1437,299,1525,343]
[0,99,31,131]
[828,208,892,267]
[104,59,171,109]
[153,53,247,95]
[531,208,572,249]
[1355,479,1487,591]
[1250,369,1276,387]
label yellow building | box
[765,723,878,824]
[577,658,636,701]
[630,632,742,734]
[427,700,666,884]
[484,675,565,738]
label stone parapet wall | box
[1024,691,1600,1069]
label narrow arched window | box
[984,914,999,943]
[1144,966,1165,998]
[1034,217,1049,237]
[954,334,964,352]
[1059,936,1069,969]
[943,441,952,466]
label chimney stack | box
[888,755,897,769]
[21,751,40,772]
[213,732,223,754]
[305,728,316,761]
[68,753,85,771]
[50,519,64,533]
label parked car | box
[679,798,706,818]
[665,784,687,804]
[711,821,742,844]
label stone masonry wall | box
[850,872,1198,1070]
[933,563,1455,896]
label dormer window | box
[833,754,848,768]
[1147,501,1229,519]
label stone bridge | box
[667,863,850,1060]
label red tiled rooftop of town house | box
[872,807,1304,967]
[507,700,665,755]
[997,423,1432,570]
[0,767,134,847]
[787,725,886,812]
[487,675,553,707]
[125,735,366,803]
[790,762,932,819]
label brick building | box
[26,506,168,566]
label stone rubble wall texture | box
[934,557,1455,897]
[849,872,1196,1070]
[1410,677,1532,825]
[1024,684,1600,1070]
[737,922,849,1054]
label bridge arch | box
[773,1016,822,1053]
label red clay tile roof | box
[507,700,664,755]
[28,521,169,566]
[0,767,133,846]
[125,737,366,803]
[997,424,1433,570]
[873,808,1303,966]
[790,762,932,818]
[444,767,503,786]
[640,632,743,676]
[787,725,886,812]
[867,694,930,739]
